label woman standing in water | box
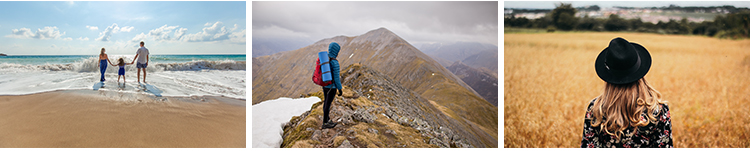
[98,48,113,82]
[581,37,672,148]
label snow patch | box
[252,97,321,148]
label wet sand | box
[0,90,245,148]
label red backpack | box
[312,58,336,86]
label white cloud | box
[174,28,188,40]
[9,28,33,38]
[127,21,245,44]
[96,24,119,41]
[77,37,89,41]
[95,23,132,42]
[181,21,230,42]
[228,29,246,44]
[6,26,66,39]
[149,25,180,41]
[204,22,212,26]
[86,25,98,30]
[120,26,134,32]
[62,37,73,41]
[130,32,148,43]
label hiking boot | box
[322,121,338,129]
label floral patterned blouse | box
[581,99,673,148]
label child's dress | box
[118,66,125,76]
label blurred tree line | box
[505,3,750,39]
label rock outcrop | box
[281,64,479,148]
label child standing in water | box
[111,58,133,84]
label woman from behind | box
[581,37,672,148]
[98,48,113,82]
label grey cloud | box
[252,1,498,45]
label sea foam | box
[0,56,245,73]
[0,56,246,99]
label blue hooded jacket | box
[323,42,342,90]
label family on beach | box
[97,41,150,85]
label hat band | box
[604,52,642,77]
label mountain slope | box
[447,61,498,106]
[252,28,497,147]
[460,50,498,78]
[430,54,454,67]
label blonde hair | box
[590,78,666,139]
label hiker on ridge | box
[322,42,342,129]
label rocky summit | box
[281,64,479,148]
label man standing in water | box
[131,41,150,83]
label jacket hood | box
[328,42,340,58]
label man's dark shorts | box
[137,62,148,68]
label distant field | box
[504,27,549,34]
[504,32,750,147]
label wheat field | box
[504,32,750,148]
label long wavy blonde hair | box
[590,78,666,139]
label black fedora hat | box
[595,37,652,84]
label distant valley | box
[418,42,499,105]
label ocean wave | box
[0,56,246,72]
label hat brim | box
[595,42,652,84]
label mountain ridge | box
[282,64,484,148]
[252,27,497,147]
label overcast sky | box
[252,1,498,47]
[0,1,245,55]
[504,1,750,9]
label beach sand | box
[0,90,245,148]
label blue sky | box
[0,1,246,55]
